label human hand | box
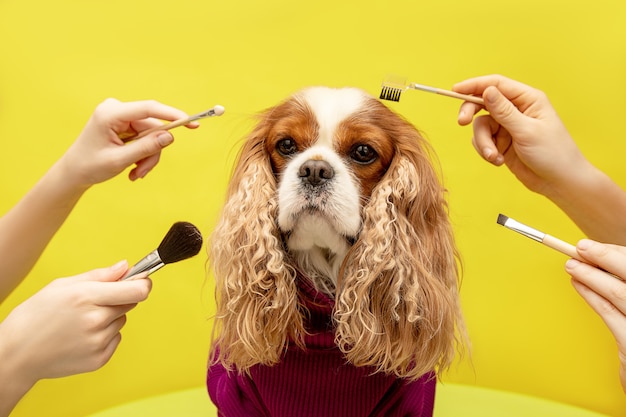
[565,239,626,393]
[453,74,588,196]
[0,260,151,390]
[60,99,199,187]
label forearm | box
[544,162,626,245]
[0,159,87,300]
[0,380,33,417]
[618,344,626,394]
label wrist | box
[540,157,598,204]
[0,325,38,415]
[54,152,94,193]
[543,160,626,243]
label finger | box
[105,99,191,125]
[472,115,504,165]
[575,239,626,278]
[92,279,152,306]
[126,118,201,140]
[109,313,129,333]
[116,131,173,175]
[453,74,531,98]
[481,86,529,134]
[571,279,626,348]
[128,152,162,181]
[71,260,129,283]
[457,101,482,125]
[101,304,137,322]
[94,331,123,370]
[566,258,626,313]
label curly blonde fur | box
[335,127,462,380]
[210,89,465,380]
[209,121,305,370]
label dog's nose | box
[298,159,334,186]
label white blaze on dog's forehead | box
[300,87,366,146]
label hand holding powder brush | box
[122,221,203,280]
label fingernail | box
[133,168,147,180]
[577,239,592,251]
[157,132,174,147]
[484,87,498,105]
[111,260,128,271]
[482,147,492,159]
[565,258,580,270]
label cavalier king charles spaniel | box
[207,87,465,417]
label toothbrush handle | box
[408,83,485,105]
[434,89,485,105]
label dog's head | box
[210,87,464,380]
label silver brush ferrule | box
[122,249,164,280]
[504,217,546,243]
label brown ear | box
[335,116,464,380]
[209,116,305,372]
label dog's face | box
[267,87,397,292]
[210,86,464,380]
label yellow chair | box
[86,383,608,417]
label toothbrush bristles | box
[379,86,403,102]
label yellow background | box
[1,0,625,416]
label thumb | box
[72,260,129,283]
[483,86,526,132]
[119,131,174,167]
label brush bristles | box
[496,213,509,226]
[157,221,203,264]
[379,86,403,102]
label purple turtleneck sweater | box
[207,277,436,417]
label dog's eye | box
[276,137,298,156]
[350,144,378,164]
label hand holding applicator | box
[122,221,203,280]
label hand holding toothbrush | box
[454,74,626,245]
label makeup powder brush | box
[121,221,203,280]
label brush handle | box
[409,83,485,105]
[435,89,485,105]
[131,116,197,140]
[542,234,583,261]
[119,106,223,141]
[117,116,195,141]
[544,234,624,280]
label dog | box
[207,86,465,417]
